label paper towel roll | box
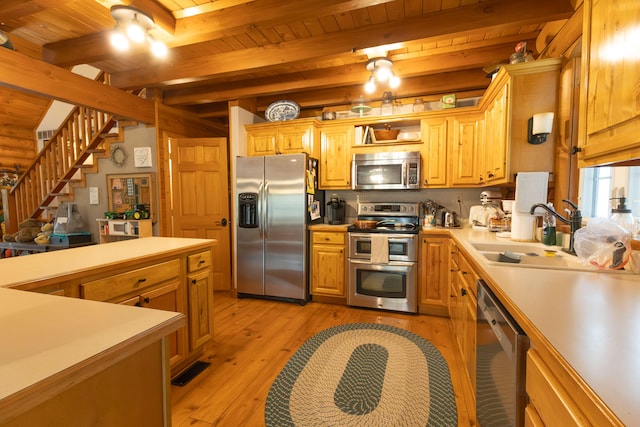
[511,171,549,241]
[511,211,538,241]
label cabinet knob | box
[192,279,197,285]
[461,288,467,296]
[137,278,146,283]
[143,297,150,304]
[199,259,205,265]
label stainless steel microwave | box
[352,151,420,190]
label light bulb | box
[126,15,146,43]
[389,75,401,89]
[110,29,129,51]
[376,66,391,82]
[364,75,376,93]
[150,38,168,58]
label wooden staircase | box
[7,73,122,226]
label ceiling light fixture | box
[364,57,401,94]
[109,5,167,59]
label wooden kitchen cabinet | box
[418,235,450,315]
[81,258,188,370]
[310,230,346,303]
[477,58,561,184]
[245,119,319,158]
[319,125,353,189]
[449,242,478,405]
[482,83,508,183]
[187,250,214,351]
[451,112,484,186]
[578,0,640,166]
[420,117,448,187]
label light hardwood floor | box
[171,291,474,426]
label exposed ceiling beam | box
[0,48,155,124]
[109,0,574,89]
[162,42,521,106]
[42,0,395,68]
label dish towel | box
[370,235,389,264]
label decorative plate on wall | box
[265,100,300,121]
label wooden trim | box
[0,48,155,124]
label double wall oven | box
[347,202,419,313]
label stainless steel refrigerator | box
[236,153,324,304]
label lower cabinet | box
[78,249,214,377]
[310,230,346,303]
[449,241,478,411]
[418,235,450,315]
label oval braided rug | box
[265,323,457,426]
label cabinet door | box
[187,269,214,351]
[579,0,640,165]
[451,114,483,186]
[464,291,477,395]
[483,84,508,183]
[311,243,345,297]
[420,118,448,187]
[140,281,188,368]
[320,126,352,189]
[278,123,313,155]
[418,236,449,315]
[247,129,277,156]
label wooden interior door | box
[169,137,231,290]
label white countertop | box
[445,228,640,426]
[0,236,215,288]
[0,287,184,422]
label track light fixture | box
[109,5,167,58]
[364,57,401,94]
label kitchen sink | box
[468,241,630,273]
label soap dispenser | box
[610,197,635,234]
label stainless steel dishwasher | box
[476,280,529,427]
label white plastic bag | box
[573,220,631,270]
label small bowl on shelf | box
[374,129,400,141]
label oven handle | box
[349,258,416,267]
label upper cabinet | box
[478,58,562,185]
[246,118,320,158]
[578,0,640,166]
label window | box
[579,166,640,219]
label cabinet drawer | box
[82,259,181,302]
[526,349,586,426]
[312,232,345,245]
[187,250,212,272]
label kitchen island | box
[0,237,217,426]
[441,227,639,426]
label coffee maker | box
[327,195,346,225]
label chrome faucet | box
[529,199,582,255]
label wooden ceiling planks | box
[0,0,577,130]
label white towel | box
[513,172,549,213]
[370,235,389,264]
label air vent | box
[37,129,56,141]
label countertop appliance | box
[347,202,419,313]
[236,153,324,304]
[476,280,529,427]
[352,151,420,191]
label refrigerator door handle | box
[264,180,270,237]
[258,181,264,237]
